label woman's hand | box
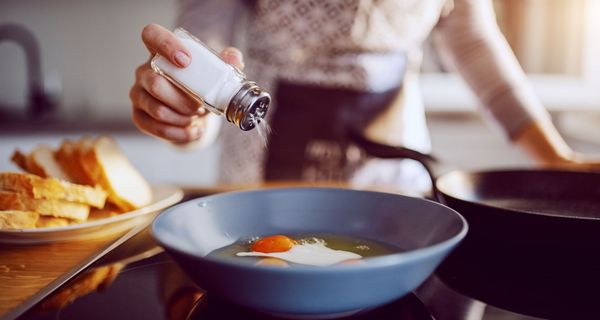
[130,23,244,143]
[516,120,600,171]
[555,152,600,171]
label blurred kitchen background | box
[0,0,599,186]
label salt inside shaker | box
[151,28,270,131]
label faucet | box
[0,23,57,121]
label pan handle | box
[349,129,445,200]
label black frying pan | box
[351,131,600,319]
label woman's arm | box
[432,0,598,168]
[128,1,248,146]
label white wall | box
[0,0,177,120]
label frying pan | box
[152,188,467,317]
[351,131,600,319]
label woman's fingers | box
[132,109,202,143]
[130,85,194,126]
[133,23,214,143]
[139,66,202,116]
[141,23,191,67]
[220,47,245,70]
[133,24,244,144]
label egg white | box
[236,242,362,266]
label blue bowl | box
[152,188,467,318]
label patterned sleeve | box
[433,0,552,140]
[176,0,248,51]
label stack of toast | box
[0,136,153,229]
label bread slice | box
[0,172,107,209]
[55,139,95,185]
[0,210,39,229]
[14,145,72,181]
[11,150,29,172]
[0,191,89,221]
[80,136,152,211]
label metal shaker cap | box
[226,81,271,131]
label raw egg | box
[237,235,362,267]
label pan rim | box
[436,168,600,221]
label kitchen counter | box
[0,228,136,319]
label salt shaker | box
[151,28,270,131]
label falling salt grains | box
[299,237,327,246]
[251,114,272,148]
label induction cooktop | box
[16,225,574,320]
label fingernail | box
[174,51,191,67]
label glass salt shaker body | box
[150,28,270,131]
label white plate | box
[0,184,183,244]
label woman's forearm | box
[434,0,552,139]
[433,0,575,165]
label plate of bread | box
[0,136,183,244]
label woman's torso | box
[214,0,451,191]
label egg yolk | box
[251,235,296,253]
